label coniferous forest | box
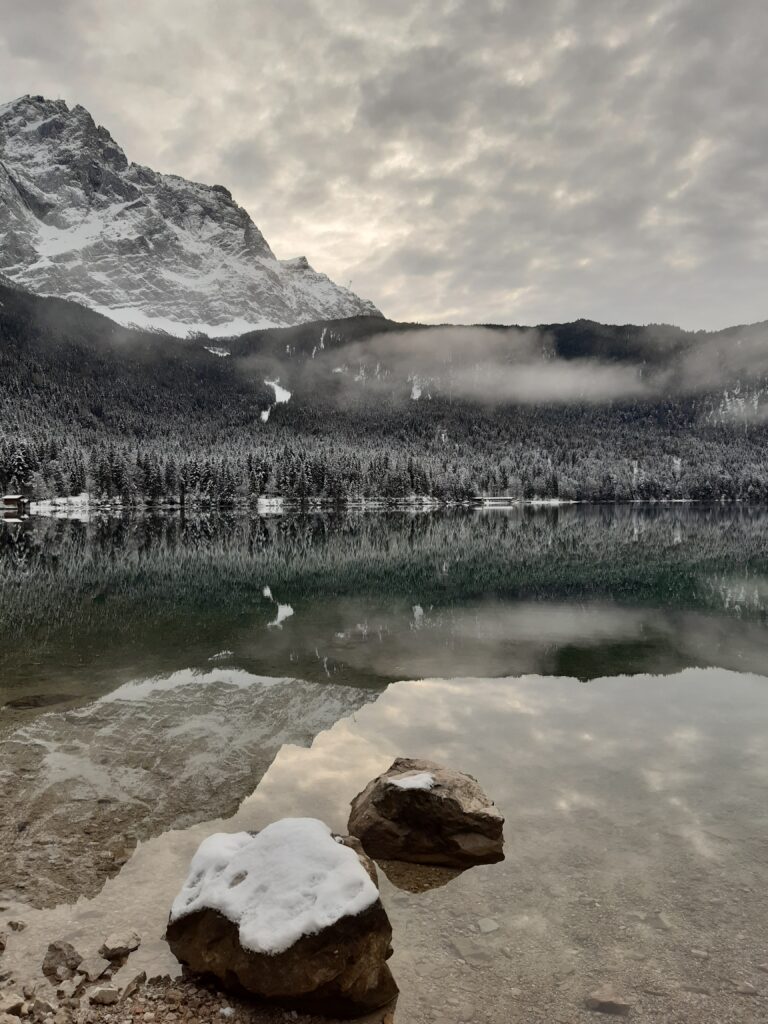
[2,280,767,507]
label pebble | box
[0,993,24,1016]
[584,985,632,1016]
[90,987,120,1006]
[732,981,758,995]
[477,918,500,935]
[78,957,111,983]
[99,933,142,960]
[690,948,709,960]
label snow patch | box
[204,346,230,357]
[265,379,291,404]
[169,818,379,954]
[387,771,436,791]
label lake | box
[1,506,767,1022]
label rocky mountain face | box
[0,95,379,335]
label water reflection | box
[4,669,767,1023]
[2,507,768,718]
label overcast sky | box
[1,0,767,329]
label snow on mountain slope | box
[0,95,380,335]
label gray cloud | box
[1,0,767,329]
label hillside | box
[1,281,767,504]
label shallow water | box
[1,507,767,1021]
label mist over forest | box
[2,280,768,506]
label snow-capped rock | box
[0,95,379,335]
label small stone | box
[142,1013,155,1022]
[690,949,709,960]
[89,987,120,1006]
[55,981,79,1001]
[645,911,672,932]
[119,972,146,1002]
[77,958,110,983]
[32,999,55,1018]
[477,918,499,934]
[681,984,711,995]
[732,981,758,995]
[0,993,24,1016]
[99,933,141,961]
[0,934,6,955]
[6,924,25,934]
[42,944,82,982]
[585,986,632,1016]
[20,988,35,1002]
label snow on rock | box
[348,756,505,868]
[169,819,379,955]
[0,95,380,334]
[387,771,435,791]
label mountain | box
[0,94,379,335]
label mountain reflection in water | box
[3,669,767,1024]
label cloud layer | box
[1,0,767,329]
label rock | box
[644,911,672,932]
[120,971,146,1001]
[55,981,80,1001]
[0,1015,19,1024]
[99,932,141,960]
[0,933,6,954]
[348,757,504,868]
[585,986,632,1016]
[477,917,499,934]
[165,819,397,1017]
[76,957,110,983]
[32,999,55,1018]
[732,981,758,995]
[0,993,24,1016]
[690,949,709,960]
[89,987,119,1006]
[6,924,25,934]
[449,936,492,967]
[42,944,82,982]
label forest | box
[1,279,767,506]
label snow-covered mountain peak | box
[0,94,379,335]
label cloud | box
[1,0,767,329]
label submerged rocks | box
[585,986,632,1016]
[348,758,504,868]
[165,819,397,1017]
[77,956,110,982]
[0,993,24,1016]
[42,942,83,981]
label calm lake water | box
[1,506,767,1022]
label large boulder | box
[165,819,397,1018]
[348,757,504,868]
